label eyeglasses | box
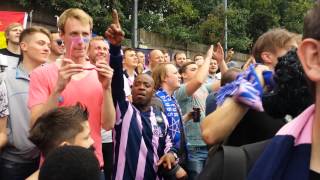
[56,39,63,46]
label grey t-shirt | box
[1,65,39,163]
[175,84,211,147]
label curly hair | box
[262,49,313,118]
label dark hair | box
[39,146,100,180]
[123,47,135,55]
[302,2,320,40]
[221,68,241,86]
[173,52,185,61]
[179,61,196,74]
[29,103,89,157]
[262,49,313,118]
[193,54,203,61]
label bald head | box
[149,49,164,70]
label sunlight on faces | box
[7,26,23,44]
[51,33,65,56]
[88,40,109,64]
[194,55,204,66]
[182,63,198,82]
[124,50,138,68]
[149,50,164,69]
[165,64,181,90]
[132,74,155,106]
[137,51,145,65]
[61,17,91,60]
[72,121,94,149]
[209,59,218,74]
[20,32,51,64]
[164,52,171,63]
[175,53,187,68]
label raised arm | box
[184,45,214,96]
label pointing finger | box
[112,9,120,27]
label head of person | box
[174,52,186,68]
[29,103,94,158]
[136,51,145,65]
[5,22,23,45]
[50,32,65,57]
[58,8,93,61]
[152,63,181,92]
[162,50,171,63]
[194,54,204,67]
[252,28,297,69]
[220,68,241,86]
[148,49,164,70]
[179,62,198,83]
[39,146,100,180]
[87,36,109,64]
[131,74,155,108]
[123,48,138,70]
[298,2,320,102]
[263,49,313,118]
[209,59,218,74]
[19,26,51,65]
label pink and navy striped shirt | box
[110,45,175,180]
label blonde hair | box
[152,63,172,90]
[88,36,107,50]
[58,8,93,33]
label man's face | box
[20,32,51,64]
[6,25,23,45]
[132,74,154,106]
[194,55,204,67]
[61,17,91,61]
[50,33,65,56]
[137,52,145,65]
[149,50,164,69]
[175,53,186,68]
[124,50,138,69]
[182,63,198,82]
[209,59,218,74]
[73,121,94,149]
[88,40,109,64]
[164,53,171,63]
[164,64,181,90]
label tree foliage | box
[15,0,315,52]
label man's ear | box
[298,38,320,82]
[20,42,27,52]
[260,52,274,65]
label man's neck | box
[124,67,135,76]
[209,72,216,77]
[48,53,61,62]
[72,57,87,64]
[162,84,174,96]
[22,57,42,73]
[7,42,20,55]
[133,103,151,112]
[311,94,320,172]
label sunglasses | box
[56,39,63,46]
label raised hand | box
[205,45,214,60]
[96,59,114,90]
[55,58,83,93]
[213,42,225,64]
[105,9,125,46]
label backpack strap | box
[222,146,247,180]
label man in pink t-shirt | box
[28,8,116,167]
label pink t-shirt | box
[28,63,104,167]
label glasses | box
[56,39,63,46]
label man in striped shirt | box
[106,10,186,180]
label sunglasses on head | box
[56,39,63,46]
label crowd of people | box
[0,1,320,180]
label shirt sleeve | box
[174,84,188,101]
[0,82,9,117]
[28,67,50,109]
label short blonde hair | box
[58,8,93,33]
[5,22,22,38]
[88,36,107,50]
[152,63,172,90]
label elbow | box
[201,123,222,145]
[102,121,114,131]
